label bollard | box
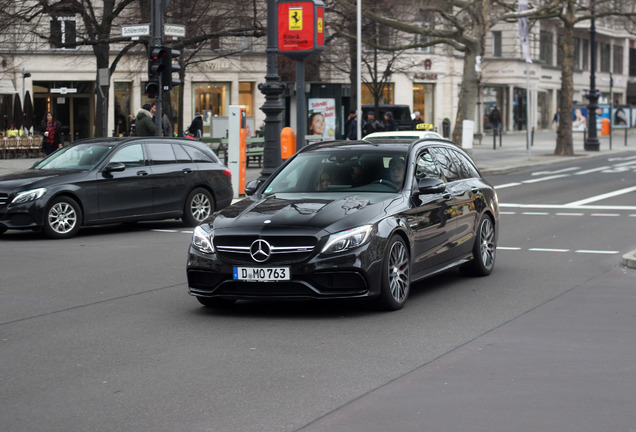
[280,127,296,160]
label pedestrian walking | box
[135,104,156,137]
[362,111,382,137]
[383,112,398,131]
[489,106,501,133]
[412,111,424,130]
[39,112,63,155]
[187,112,203,139]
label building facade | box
[1,3,635,143]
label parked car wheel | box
[460,214,496,276]
[43,196,82,239]
[183,188,215,226]
[378,235,410,310]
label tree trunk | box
[93,43,110,138]
[555,5,577,155]
[452,43,481,146]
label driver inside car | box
[388,156,405,187]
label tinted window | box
[183,145,216,163]
[415,150,442,180]
[110,144,145,167]
[430,147,461,182]
[147,143,176,165]
[173,144,193,163]
[449,149,480,179]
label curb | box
[622,250,636,269]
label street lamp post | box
[584,3,600,151]
[258,0,285,180]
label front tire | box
[460,214,496,276]
[183,188,215,226]
[43,196,82,239]
[378,235,410,311]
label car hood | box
[211,192,401,234]
[0,169,84,191]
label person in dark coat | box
[362,111,382,137]
[383,112,398,131]
[40,112,63,155]
[187,112,203,139]
[489,106,502,133]
[135,104,156,137]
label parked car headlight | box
[321,225,373,254]
[12,188,47,204]
[192,225,214,254]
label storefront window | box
[413,84,434,124]
[361,83,394,105]
[193,83,230,137]
[239,82,254,116]
[114,82,131,136]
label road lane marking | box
[590,213,620,217]
[556,212,584,216]
[523,174,571,183]
[522,212,550,215]
[494,182,522,189]
[528,248,570,252]
[501,203,636,211]
[575,250,620,254]
[566,185,636,206]
[575,166,610,175]
[532,167,579,175]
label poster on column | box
[307,98,336,140]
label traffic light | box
[160,47,181,89]
[146,45,168,97]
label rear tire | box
[460,214,496,276]
[378,235,410,311]
[43,196,82,239]
[183,188,214,226]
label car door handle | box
[136,170,149,176]
[182,168,193,174]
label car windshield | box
[34,144,114,170]
[264,149,408,195]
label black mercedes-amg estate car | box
[187,138,499,310]
[0,137,233,239]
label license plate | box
[233,267,290,281]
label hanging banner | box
[518,0,532,63]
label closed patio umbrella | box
[12,93,23,130]
[22,91,34,132]
[1,93,12,131]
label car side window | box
[146,143,177,165]
[430,147,461,182]
[110,144,146,167]
[173,144,193,163]
[183,145,217,163]
[415,150,443,181]
[449,148,480,179]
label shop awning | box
[0,79,17,94]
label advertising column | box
[228,105,247,198]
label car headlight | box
[192,225,214,254]
[11,188,47,204]
[321,225,373,255]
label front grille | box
[0,193,9,208]
[215,235,317,265]
[215,281,315,297]
[306,272,368,293]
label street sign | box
[51,87,78,95]
[121,24,151,39]
[164,24,186,38]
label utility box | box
[228,105,247,197]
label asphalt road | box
[1,153,635,431]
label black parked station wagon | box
[0,137,233,239]
[187,138,499,311]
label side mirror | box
[244,179,263,196]
[103,162,126,173]
[415,177,446,195]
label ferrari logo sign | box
[289,7,303,31]
[278,0,324,59]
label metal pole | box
[356,0,361,140]
[526,60,531,159]
[152,0,163,136]
[584,2,600,151]
[258,0,284,179]
[296,61,306,149]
